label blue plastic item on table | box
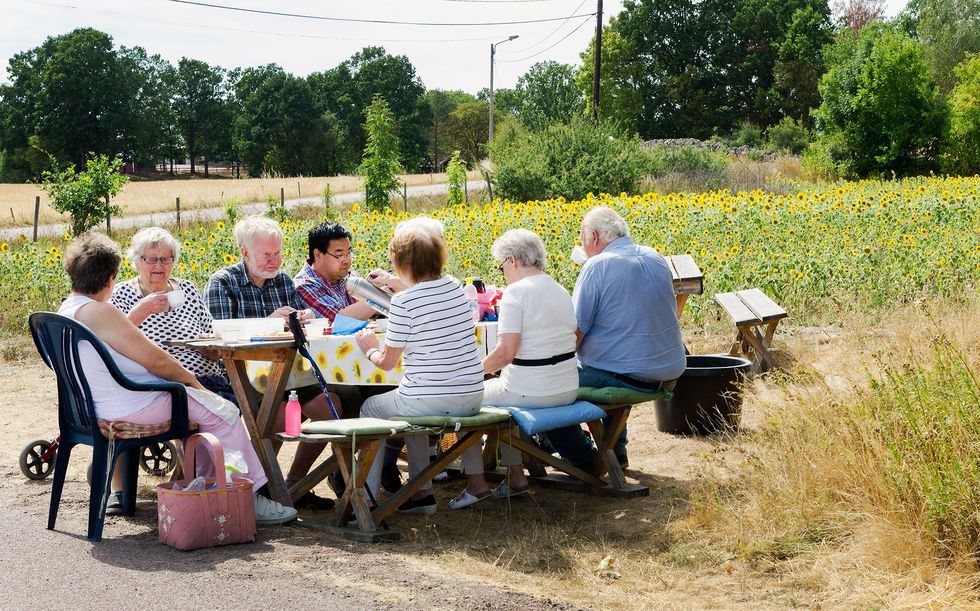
[331,313,371,335]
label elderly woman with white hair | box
[110,227,234,402]
[477,228,580,498]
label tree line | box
[1,0,979,183]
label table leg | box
[225,359,292,506]
[332,440,382,531]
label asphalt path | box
[0,180,486,241]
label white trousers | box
[361,389,483,497]
[483,378,579,467]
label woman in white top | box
[56,233,294,526]
[482,229,579,497]
[110,227,234,402]
[355,225,486,515]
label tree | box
[814,24,945,177]
[40,153,128,236]
[359,96,403,211]
[232,65,330,176]
[576,27,644,132]
[916,0,980,94]
[446,100,491,165]
[773,6,834,122]
[117,47,177,174]
[309,47,429,172]
[476,87,522,118]
[514,61,585,131]
[424,89,475,171]
[174,58,225,175]
[946,52,980,174]
[833,0,885,31]
[0,28,133,174]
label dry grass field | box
[0,171,481,228]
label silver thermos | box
[347,277,393,316]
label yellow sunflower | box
[335,342,353,360]
[331,367,347,383]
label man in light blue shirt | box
[545,206,685,470]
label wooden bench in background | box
[665,254,704,319]
[714,288,788,373]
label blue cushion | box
[498,401,606,436]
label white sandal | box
[449,488,491,510]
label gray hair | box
[127,227,180,266]
[582,206,630,242]
[491,228,547,270]
[395,216,445,238]
[234,215,283,250]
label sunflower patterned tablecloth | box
[246,322,499,392]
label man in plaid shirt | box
[204,215,337,511]
[293,221,376,322]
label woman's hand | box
[188,378,206,391]
[128,292,170,326]
[355,328,380,353]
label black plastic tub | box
[654,355,752,435]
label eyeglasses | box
[324,250,354,262]
[497,258,510,273]
[141,256,175,266]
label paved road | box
[0,180,486,241]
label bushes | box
[813,24,945,178]
[644,145,730,191]
[489,119,648,201]
[946,52,980,175]
[765,116,812,155]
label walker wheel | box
[19,438,55,480]
[140,441,179,477]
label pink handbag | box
[156,433,256,551]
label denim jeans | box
[577,364,676,456]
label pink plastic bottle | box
[285,390,302,437]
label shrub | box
[223,197,241,224]
[489,118,647,201]
[643,145,730,191]
[946,52,980,175]
[445,150,467,205]
[732,121,764,148]
[814,24,946,177]
[39,153,128,236]
[766,116,812,155]
[266,194,287,223]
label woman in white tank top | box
[54,233,295,526]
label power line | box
[500,0,588,55]
[166,0,596,26]
[497,14,592,63]
[23,0,508,44]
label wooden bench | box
[665,254,704,319]
[714,288,788,373]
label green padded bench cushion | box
[390,407,511,428]
[301,417,411,436]
[577,386,670,405]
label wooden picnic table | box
[665,254,704,319]
[178,338,301,507]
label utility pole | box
[489,35,519,146]
[592,0,603,122]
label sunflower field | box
[1,175,977,334]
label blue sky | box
[3,0,908,93]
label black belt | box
[511,351,576,367]
[610,372,677,392]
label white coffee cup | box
[166,290,186,309]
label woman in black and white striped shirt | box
[356,225,486,515]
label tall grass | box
[686,301,980,600]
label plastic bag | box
[224,450,247,485]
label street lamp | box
[489,35,519,146]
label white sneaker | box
[254,495,298,526]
